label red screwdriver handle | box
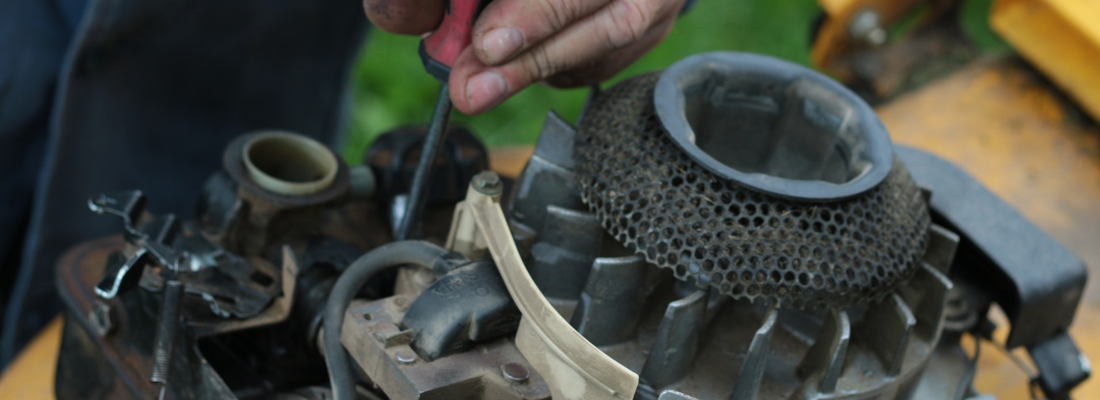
[420,0,491,81]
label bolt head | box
[473,171,502,194]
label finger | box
[362,0,446,35]
[471,0,614,65]
[543,13,675,88]
[449,47,500,114]
[451,0,678,114]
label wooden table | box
[3,57,1099,400]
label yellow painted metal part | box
[812,0,922,79]
[0,317,60,400]
[811,0,960,79]
[991,0,1100,124]
[3,58,1100,400]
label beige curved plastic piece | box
[242,131,338,195]
[455,185,639,400]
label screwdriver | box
[395,0,492,240]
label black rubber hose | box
[323,240,450,400]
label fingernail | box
[465,70,507,113]
[481,27,524,64]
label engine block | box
[54,52,1090,400]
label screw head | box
[501,362,529,383]
[472,171,502,194]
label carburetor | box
[54,52,1090,400]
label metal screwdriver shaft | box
[396,0,491,240]
[395,83,453,240]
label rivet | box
[502,362,529,383]
[396,350,417,364]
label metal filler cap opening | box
[655,52,894,201]
[242,132,339,196]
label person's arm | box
[362,0,686,114]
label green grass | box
[960,0,1013,54]
[340,0,1005,162]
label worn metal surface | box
[51,236,204,399]
[796,309,850,395]
[728,307,779,400]
[570,256,648,346]
[222,132,351,210]
[594,263,954,400]
[39,140,398,399]
[506,111,584,237]
[88,190,305,331]
[187,246,300,337]
[341,297,551,400]
[219,131,352,257]
[639,288,708,390]
[49,234,318,400]
[528,206,603,301]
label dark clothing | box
[0,0,368,365]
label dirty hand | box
[363,0,686,114]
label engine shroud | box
[575,53,931,309]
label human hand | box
[363,0,686,114]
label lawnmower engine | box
[54,52,1090,400]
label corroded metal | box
[341,297,551,400]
